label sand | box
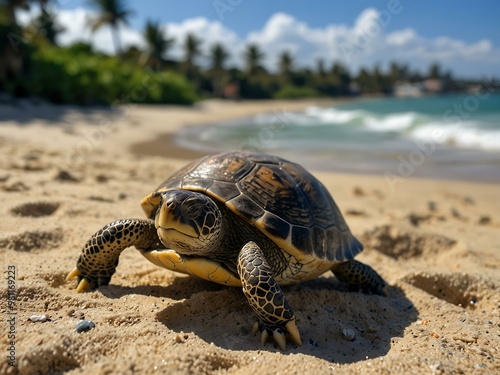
[0,99,499,375]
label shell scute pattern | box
[226,194,265,222]
[237,163,313,227]
[258,212,290,240]
[206,180,241,201]
[291,226,312,252]
[145,151,362,262]
[190,152,255,183]
[181,178,214,191]
[282,162,346,230]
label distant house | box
[223,82,240,100]
[394,81,425,97]
[394,79,443,97]
[423,79,443,93]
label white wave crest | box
[304,106,422,131]
[410,123,500,151]
[363,112,420,132]
[305,106,365,124]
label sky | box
[18,0,500,78]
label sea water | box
[174,94,500,183]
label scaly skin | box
[237,241,301,350]
[67,207,386,350]
[331,259,387,296]
[66,219,162,291]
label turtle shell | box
[141,151,362,262]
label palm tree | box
[87,0,133,57]
[356,68,372,94]
[316,58,326,76]
[32,8,64,44]
[330,62,351,95]
[210,43,228,70]
[0,0,36,81]
[140,20,174,68]
[244,43,264,75]
[0,0,32,25]
[278,50,293,86]
[210,43,229,97]
[389,61,409,84]
[428,62,442,80]
[183,33,201,78]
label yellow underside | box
[141,248,334,288]
[140,249,242,287]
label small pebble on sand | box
[342,328,356,341]
[28,315,50,323]
[76,319,95,333]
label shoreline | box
[131,129,500,184]
[126,99,500,185]
[0,98,498,185]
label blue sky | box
[60,0,500,45]
[20,0,500,77]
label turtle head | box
[155,190,222,254]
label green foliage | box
[244,44,264,75]
[87,0,134,56]
[141,20,174,68]
[273,85,322,99]
[240,74,275,99]
[30,8,64,45]
[23,45,197,105]
[66,41,94,55]
[0,0,464,105]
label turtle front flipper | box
[66,219,161,292]
[237,241,301,351]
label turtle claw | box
[76,278,92,293]
[66,267,81,281]
[273,330,287,351]
[286,320,302,346]
[261,331,270,345]
[66,267,93,293]
[253,322,270,345]
[252,320,302,350]
[252,321,259,335]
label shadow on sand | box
[100,276,417,364]
[0,100,121,124]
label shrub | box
[12,45,197,105]
[273,85,322,99]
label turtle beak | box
[155,198,199,238]
[141,192,162,219]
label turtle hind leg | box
[237,241,301,351]
[66,218,161,292]
[331,259,387,296]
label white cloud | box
[16,7,500,77]
[164,17,242,65]
[386,28,418,46]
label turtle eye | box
[181,198,204,219]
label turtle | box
[67,151,386,350]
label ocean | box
[174,93,500,183]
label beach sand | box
[0,99,499,374]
